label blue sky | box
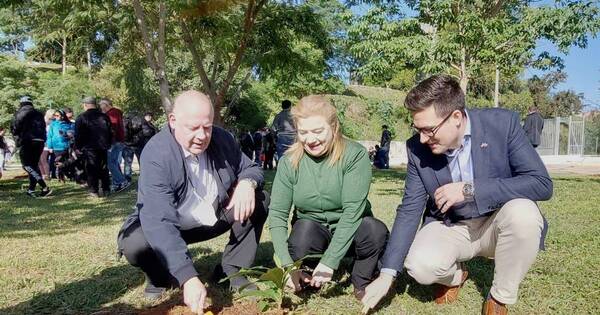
[351,2,600,111]
[524,37,600,111]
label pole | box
[494,66,500,108]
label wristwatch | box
[462,182,474,201]
[240,178,258,189]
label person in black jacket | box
[11,96,52,197]
[123,112,158,181]
[379,125,392,169]
[523,106,544,148]
[75,97,112,197]
[117,91,269,313]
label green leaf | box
[237,288,279,301]
[257,300,271,312]
[259,267,285,289]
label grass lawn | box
[0,169,599,314]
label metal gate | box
[536,115,585,156]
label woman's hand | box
[285,269,311,292]
[310,263,334,288]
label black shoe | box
[143,283,167,300]
[26,190,37,198]
[143,277,178,300]
[229,275,258,292]
[113,180,131,193]
[40,187,52,197]
[88,192,100,198]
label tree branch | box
[132,0,159,73]
[227,70,253,108]
[215,0,266,108]
[180,20,216,102]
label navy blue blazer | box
[117,125,263,285]
[381,108,553,273]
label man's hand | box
[361,273,395,314]
[226,180,256,223]
[310,263,333,288]
[183,277,208,314]
[285,269,311,292]
[434,182,466,213]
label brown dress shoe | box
[434,270,469,304]
[482,295,508,315]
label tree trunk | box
[87,46,92,80]
[180,21,217,104]
[61,35,67,76]
[494,65,500,107]
[132,0,172,112]
[459,45,468,94]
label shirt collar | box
[445,110,471,157]
[181,145,196,160]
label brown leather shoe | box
[482,295,508,315]
[434,269,469,304]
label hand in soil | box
[286,270,311,292]
[310,263,333,288]
[183,277,208,314]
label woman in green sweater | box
[268,95,389,299]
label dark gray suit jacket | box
[523,112,544,147]
[381,108,553,272]
[117,125,263,285]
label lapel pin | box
[480,143,488,148]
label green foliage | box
[35,71,94,114]
[584,113,600,155]
[224,90,271,133]
[220,256,318,312]
[328,85,411,141]
[500,90,534,116]
[0,55,36,129]
[347,1,600,93]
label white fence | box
[537,115,586,156]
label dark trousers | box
[381,147,390,169]
[263,150,275,170]
[120,190,270,288]
[83,149,110,193]
[19,141,47,191]
[122,146,141,181]
[288,217,388,290]
[53,150,67,180]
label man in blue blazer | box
[361,75,552,315]
[117,91,269,314]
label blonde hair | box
[287,95,346,170]
[44,109,56,125]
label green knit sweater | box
[268,140,373,270]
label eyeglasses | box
[411,112,453,138]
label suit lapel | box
[469,110,489,180]
[431,152,453,188]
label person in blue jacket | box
[47,109,74,181]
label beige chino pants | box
[404,198,544,304]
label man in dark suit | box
[117,91,269,314]
[361,75,553,315]
[75,97,113,198]
[523,106,544,148]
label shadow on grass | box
[0,177,137,239]
[0,263,145,315]
[0,243,268,315]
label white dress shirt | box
[177,148,219,230]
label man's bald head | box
[169,90,215,155]
[172,90,214,119]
